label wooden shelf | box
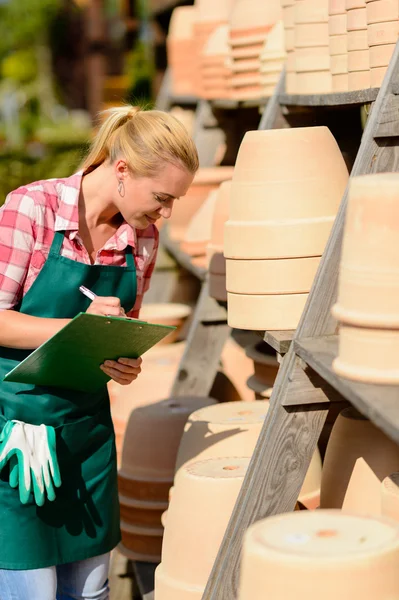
[169,95,198,106]
[264,330,295,355]
[210,97,268,110]
[294,335,399,444]
[279,87,379,107]
[131,561,157,600]
[160,229,206,281]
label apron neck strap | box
[125,246,135,269]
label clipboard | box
[4,312,176,392]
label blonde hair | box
[81,105,199,176]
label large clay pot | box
[167,7,197,96]
[238,510,399,600]
[138,303,191,344]
[341,457,382,516]
[224,127,347,330]
[332,173,399,328]
[181,190,218,257]
[118,396,217,503]
[119,522,163,563]
[245,342,279,386]
[382,473,399,521]
[320,408,399,508]
[168,167,234,242]
[155,457,249,600]
[230,0,282,41]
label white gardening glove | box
[0,420,61,506]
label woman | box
[0,105,198,599]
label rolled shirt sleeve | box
[0,191,36,311]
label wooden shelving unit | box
[132,41,399,600]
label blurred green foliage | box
[0,0,60,55]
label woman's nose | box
[160,202,174,219]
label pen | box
[79,285,97,301]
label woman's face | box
[114,160,194,230]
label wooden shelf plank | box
[294,335,399,444]
[211,97,268,110]
[131,561,157,600]
[160,229,206,281]
[264,330,295,355]
[279,87,379,107]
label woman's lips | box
[145,215,157,224]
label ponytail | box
[81,105,199,176]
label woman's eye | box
[155,195,165,203]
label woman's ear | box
[114,159,129,180]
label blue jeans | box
[0,552,110,600]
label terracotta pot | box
[232,44,264,59]
[230,0,282,39]
[168,167,234,242]
[332,174,399,328]
[331,54,348,74]
[333,324,399,383]
[217,336,259,402]
[209,271,227,301]
[381,473,399,521]
[227,292,308,330]
[168,6,196,39]
[295,0,329,24]
[246,375,273,399]
[295,71,333,93]
[367,0,399,24]
[119,522,163,563]
[348,48,369,71]
[342,457,382,516]
[119,493,167,528]
[295,22,329,47]
[181,189,218,257]
[332,72,349,91]
[119,396,217,499]
[348,28,368,50]
[195,0,235,23]
[346,0,366,8]
[347,7,367,31]
[348,69,371,90]
[368,20,399,46]
[320,408,399,508]
[369,43,395,68]
[245,342,279,386]
[330,33,348,55]
[329,13,347,35]
[155,457,249,599]
[238,510,399,600]
[207,180,232,257]
[138,303,191,344]
[329,0,346,14]
[370,66,387,86]
[295,46,330,72]
[174,402,269,478]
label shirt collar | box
[54,171,137,250]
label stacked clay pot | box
[193,0,236,96]
[282,0,296,93]
[294,0,332,95]
[329,0,348,91]
[167,6,197,96]
[260,21,286,96]
[224,127,349,331]
[138,303,191,345]
[168,166,234,243]
[207,180,232,302]
[366,0,399,87]
[342,457,382,515]
[332,174,399,383]
[180,189,219,266]
[238,510,399,600]
[229,0,282,100]
[200,24,232,99]
[346,0,370,91]
[245,341,279,400]
[117,396,216,562]
[155,457,249,600]
[382,473,399,521]
[320,407,399,509]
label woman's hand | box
[86,296,126,317]
[100,357,142,385]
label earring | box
[118,179,125,197]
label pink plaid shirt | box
[0,171,159,317]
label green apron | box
[0,230,137,570]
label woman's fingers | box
[86,296,125,317]
[103,360,141,375]
[100,365,136,385]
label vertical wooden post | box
[85,0,107,122]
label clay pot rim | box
[118,493,168,510]
[332,303,399,328]
[298,489,320,510]
[140,302,191,320]
[333,357,399,384]
[245,342,278,365]
[120,520,164,536]
[187,400,269,425]
[246,375,273,397]
[155,565,204,592]
[193,167,235,184]
[118,469,174,484]
[118,542,161,563]
[183,456,251,479]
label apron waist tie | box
[0,418,61,506]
